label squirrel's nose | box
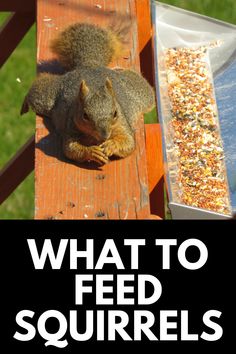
[100,129,111,140]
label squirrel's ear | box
[79,80,89,100]
[105,78,114,96]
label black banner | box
[2,220,234,352]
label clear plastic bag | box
[152,1,236,218]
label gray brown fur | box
[22,23,155,164]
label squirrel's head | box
[74,78,120,143]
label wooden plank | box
[0,11,35,68]
[145,124,164,218]
[0,0,35,12]
[35,0,151,219]
[0,135,35,205]
[136,0,154,86]
[136,2,164,217]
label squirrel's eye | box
[113,110,118,120]
[83,113,89,121]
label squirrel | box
[21,23,155,165]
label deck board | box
[35,0,151,219]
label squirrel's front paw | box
[86,146,109,165]
[100,140,117,157]
[100,138,135,158]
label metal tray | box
[152,1,236,219]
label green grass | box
[159,0,236,24]
[0,1,235,219]
[0,13,36,219]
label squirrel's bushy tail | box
[50,22,129,70]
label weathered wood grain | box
[35,0,152,219]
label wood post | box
[0,136,35,205]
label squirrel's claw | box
[100,140,117,157]
[100,136,135,158]
[87,146,109,165]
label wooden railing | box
[0,0,164,218]
[0,0,35,205]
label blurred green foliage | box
[159,0,236,24]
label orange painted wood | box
[136,1,164,218]
[145,124,164,219]
[0,135,35,205]
[0,11,35,68]
[136,0,154,86]
[35,0,151,219]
